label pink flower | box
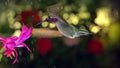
[0,25,32,64]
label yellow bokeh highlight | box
[94,8,111,27]
[78,4,90,19]
[7,10,16,28]
[41,21,49,28]
[78,12,90,19]
[49,23,56,28]
[13,21,22,29]
[68,14,79,25]
[63,13,69,20]
[8,17,15,25]
[42,15,48,20]
[90,25,100,34]
[7,10,15,17]
[12,30,21,37]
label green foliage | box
[0,54,3,61]
[0,48,4,62]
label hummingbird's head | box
[45,16,53,22]
[45,16,58,23]
[34,15,58,27]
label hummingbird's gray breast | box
[55,18,76,38]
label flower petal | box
[16,43,32,53]
[0,36,5,41]
[12,49,18,64]
[3,49,15,60]
[10,36,18,41]
[19,25,29,38]
[20,27,32,40]
[16,25,32,44]
[3,49,12,56]
[22,25,29,33]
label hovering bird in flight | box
[36,3,92,39]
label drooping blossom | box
[0,25,32,64]
[19,10,41,26]
[36,38,53,56]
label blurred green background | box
[0,0,120,68]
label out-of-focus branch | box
[32,28,63,38]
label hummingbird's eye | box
[48,16,53,19]
[45,16,53,22]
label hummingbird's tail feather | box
[77,31,92,36]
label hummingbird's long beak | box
[34,20,46,28]
[34,16,53,28]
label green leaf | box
[0,48,4,53]
[0,54,3,62]
[0,48,4,61]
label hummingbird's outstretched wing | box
[47,3,63,14]
[47,2,69,24]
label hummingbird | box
[35,3,92,39]
[45,15,91,39]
